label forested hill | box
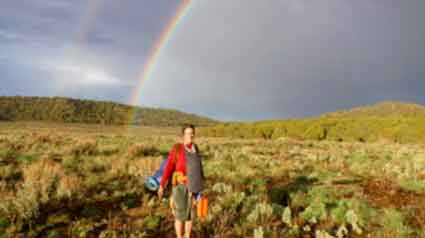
[0,96,219,127]
[322,101,425,118]
[199,101,425,144]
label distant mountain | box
[323,101,425,118]
[199,101,425,144]
[0,96,219,127]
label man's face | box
[183,128,194,144]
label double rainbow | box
[70,0,193,125]
[128,0,193,124]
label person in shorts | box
[158,124,205,238]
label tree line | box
[0,96,218,127]
[198,101,425,144]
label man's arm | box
[158,146,177,199]
[159,146,176,189]
[201,159,205,180]
[195,144,206,180]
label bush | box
[0,149,16,162]
[0,165,21,181]
[211,182,232,194]
[5,161,62,221]
[247,202,274,225]
[0,217,10,233]
[15,154,38,164]
[300,201,327,224]
[127,144,160,158]
[143,215,161,230]
[62,156,82,173]
[377,209,411,238]
[68,140,98,157]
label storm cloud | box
[1,1,425,121]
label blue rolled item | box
[145,155,169,191]
[145,177,159,192]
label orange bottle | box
[197,196,208,219]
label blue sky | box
[1,0,425,121]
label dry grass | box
[0,122,424,237]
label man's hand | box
[157,185,164,199]
[170,197,176,216]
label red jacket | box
[160,143,193,188]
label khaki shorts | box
[171,184,196,221]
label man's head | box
[182,123,195,145]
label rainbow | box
[128,0,193,124]
[62,0,104,58]
[55,0,104,94]
[73,0,104,45]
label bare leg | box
[175,219,184,238]
[184,220,193,238]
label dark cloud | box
[0,0,185,97]
[137,0,425,120]
[1,1,425,121]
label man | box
[158,124,205,238]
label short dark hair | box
[182,123,195,135]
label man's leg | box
[175,219,184,238]
[184,220,193,238]
[183,192,195,238]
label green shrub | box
[80,157,107,174]
[0,149,16,161]
[70,219,96,238]
[15,154,38,164]
[62,156,82,173]
[121,195,140,209]
[248,178,267,194]
[300,201,327,224]
[211,182,232,194]
[253,226,264,238]
[377,208,411,238]
[46,229,60,238]
[127,144,160,158]
[81,206,103,218]
[399,179,425,192]
[69,140,98,157]
[143,215,161,230]
[345,209,363,235]
[281,206,292,226]
[330,200,349,225]
[0,165,21,181]
[247,202,274,225]
[345,199,377,233]
[0,217,10,233]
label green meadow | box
[0,121,424,238]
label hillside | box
[323,101,425,118]
[0,96,219,127]
[198,101,425,144]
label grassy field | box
[0,122,424,238]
